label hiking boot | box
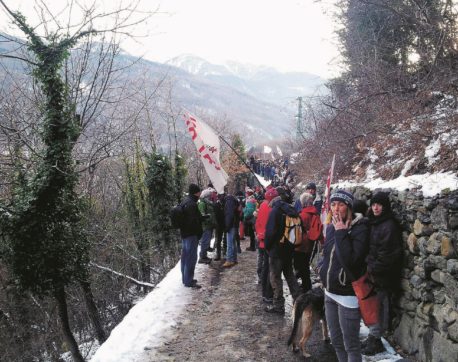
[245,247,256,251]
[207,246,214,252]
[222,261,236,268]
[264,305,285,315]
[262,297,273,304]
[362,335,385,355]
[214,255,221,261]
[198,257,212,264]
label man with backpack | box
[296,192,323,293]
[177,184,204,289]
[264,187,301,314]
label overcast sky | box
[0,0,341,78]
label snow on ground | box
[90,260,207,362]
[338,171,458,197]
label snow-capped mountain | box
[167,54,326,106]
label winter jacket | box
[255,200,272,248]
[319,214,370,296]
[214,198,225,231]
[224,195,240,232]
[198,198,217,230]
[179,194,203,239]
[264,197,298,259]
[243,197,257,223]
[297,206,321,253]
[366,212,403,290]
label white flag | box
[184,113,229,194]
[263,145,272,154]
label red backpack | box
[305,213,323,242]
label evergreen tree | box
[0,6,96,361]
[173,152,188,204]
[145,152,175,257]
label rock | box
[431,205,449,230]
[443,273,458,308]
[414,219,434,236]
[413,265,426,278]
[447,197,458,211]
[425,255,447,270]
[426,233,442,255]
[449,212,458,229]
[431,270,445,284]
[407,233,420,255]
[410,274,423,288]
[418,328,458,362]
[433,289,446,304]
[441,235,456,258]
[447,259,458,275]
[424,197,438,211]
[448,321,458,343]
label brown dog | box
[287,287,329,358]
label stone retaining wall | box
[352,187,458,362]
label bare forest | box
[0,2,250,361]
[291,0,458,183]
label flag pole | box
[218,135,267,192]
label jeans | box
[256,245,263,279]
[260,248,273,299]
[226,226,237,262]
[269,254,300,308]
[325,295,362,362]
[181,235,199,287]
[199,229,213,259]
[368,289,390,338]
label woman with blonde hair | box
[318,190,370,362]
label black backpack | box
[170,203,184,229]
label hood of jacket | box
[272,199,299,217]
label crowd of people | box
[176,178,403,362]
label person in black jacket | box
[223,193,240,268]
[179,184,204,289]
[319,190,370,362]
[264,187,301,314]
[362,192,403,356]
[213,193,226,261]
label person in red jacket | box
[255,187,278,304]
[296,192,323,292]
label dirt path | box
[149,239,338,362]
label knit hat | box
[300,192,315,207]
[188,183,201,195]
[370,192,391,212]
[306,182,317,191]
[330,190,354,208]
[264,187,279,202]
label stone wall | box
[353,187,458,362]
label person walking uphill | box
[180,184,205,289]
[197,188,217,264]
[319,190,370,362]
[264,187,301,314]
[362,192,403,356]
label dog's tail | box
[287,301,301,346]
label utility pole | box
[296,96,303,139]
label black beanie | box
[306,182,316,190]
[370,192,391,212]
[188,183,201,195]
